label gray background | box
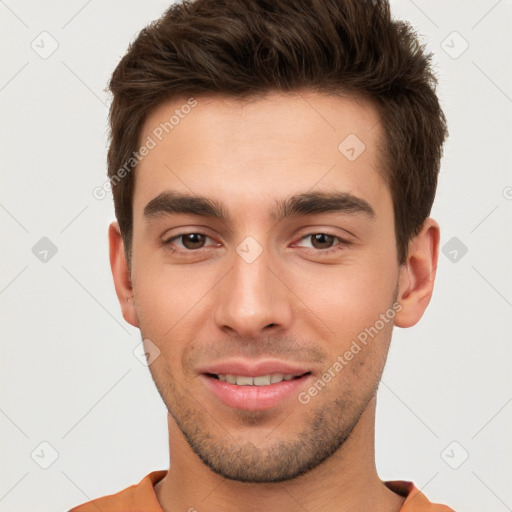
[1,1,511,510]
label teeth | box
[270,373,284,383]
[253,375,271,386]
[225,374,237,384]
[236,375,254,386]
[216,373,298,386]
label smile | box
[210,372,307,386]
[202,372,312,410]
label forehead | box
[133,90,388,219]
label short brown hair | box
[108,0,448,265]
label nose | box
[213,245,293,338]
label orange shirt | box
[68,471,455,511]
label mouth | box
[206,372,311,386]
[201,371,313,410]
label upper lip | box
[198,359,312,377]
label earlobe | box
[394,218,440,328]
[108,221,140,328]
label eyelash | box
[162,232,350,256]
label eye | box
[162,231,350,257]
[295,233,349,254]
[163,232,219,253]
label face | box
[116,91,407,482]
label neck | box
[155,396,405,512]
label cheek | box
[131,259,215,349]
[311,314,394,407]
[292,260,397,337]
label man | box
[70,0,454,510]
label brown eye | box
[294,232,349,256]
[163,232,214,252]
[309,233,337,249]
[180,233,207,250]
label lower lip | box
[201,374,312,411]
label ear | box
[108,221,139,328]
[394,217,440,328]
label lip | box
[197,359,311,377]
[198,359,313,411]
[200,373,312,410]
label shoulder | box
[385,480,456,511]
[67,470,167,512]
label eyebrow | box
[143,190,375,223]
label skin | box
[109,90,439,512]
